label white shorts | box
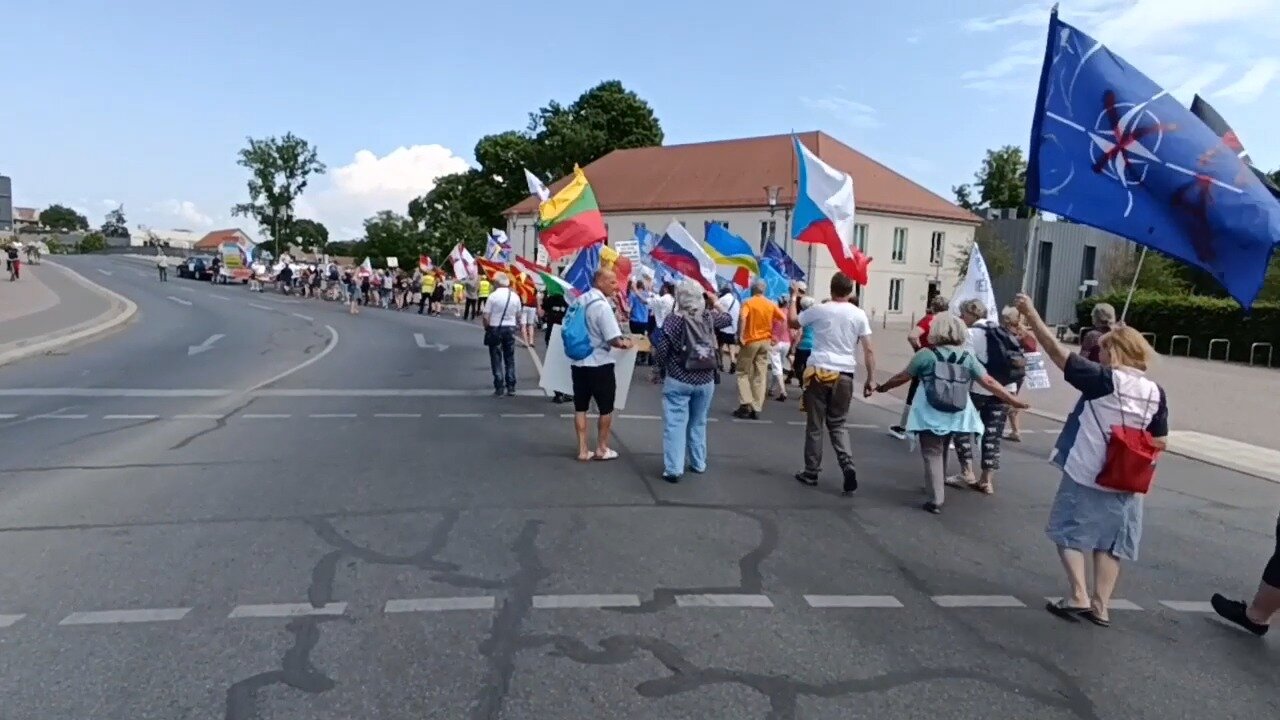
[520,307,537,325]
[769,343,790,377]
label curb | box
[0,261,139,368]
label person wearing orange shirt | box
[733,280,787,419]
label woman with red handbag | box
[1014,293,1168,628]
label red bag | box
[1090,391,1162,494]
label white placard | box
[614,239,641,262]
[1024,351,1051,390]
[386,256,399,268]
[538,324,637,410]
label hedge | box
[1076,291,1280,365]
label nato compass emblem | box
[1087,90,1166,216]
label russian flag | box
[792,137,871,286]
[652,221,719,293]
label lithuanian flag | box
[538,165,606,261]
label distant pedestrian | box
[419,271,438,315]
[344,269,360,314]
[788,273,874,495]
[788,295,816,383]
[464,275,480,320]
[734,280,786,419]
[629,280,652,365]
[483,274,521,397]
[569,268,633,461]
[1079,303,1116,363]
[156,252,169,281]
[478,275,491,312]
[6,244,21,281]
[1003,306,1038,442]
[1211,513,1280,636]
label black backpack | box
[983,325,1027,386]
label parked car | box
[179,256,214,281]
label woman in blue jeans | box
[652,280,732,483]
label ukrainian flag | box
[702,223,760,277]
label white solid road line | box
[228,602,347,619]
[932,595,1026,608]
[242,413,291,419]
[385,597,496,613]
[291,312,314,322]
[245,325,339,393]
[102,414,159,420]
[374,413,422,418]
[804,595,905,608]
[675,594,774,608]
[0,614,25,628]
[532,594,641,609]
[500,413,544,418]
[166,295,192,306]
[0,389,230,397]
[248,302,273,311]
[59,608,191,625]
[309,413,357,418]
[1160,600,1215,612]
[210,294,231,301]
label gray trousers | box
[919,432,952,505]
[803,373,854,474]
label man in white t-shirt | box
[569,268,633,461]
[483,274,522,397]
[787,272,875,495]
[715,287,741,372]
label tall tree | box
[38,204,89,232]
[361,211,422,266]
[100,204,129,238]
[412,172,489,261]
[952,146,1031,216]
[528,80,664,179]
[231,133,326,256]
[955,225,1016,279]
[293,218,329,253]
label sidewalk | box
[0,261,137,366]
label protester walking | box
[948,298,1025,496]
[788,296,816,384]
[7,244,21,281]
[874,312,1028,514]
[478,275,492,312]
[483,274,521,397]
[1211,512,1280,636]
[1004,306,1038,442]
[889,294,949,439]
[788,273,874,495]
[1014,293,1168,628]
[650,282,675,349]
[463,275,480,320]
[652,280,732,483]
[568,268,632,461]
[734,280,786,419]
[768,298,792,402]
[715,286,741,373]
[419,271,437,315]
[1079,302,1116,363]
[628,280,652,365]
[156,252,169,281]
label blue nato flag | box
[1026,10,1280,308]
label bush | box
[1077,291,1280,364]
[77,232,107,253]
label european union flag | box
[1027,10,1280,308]
[564,244,600,296]
[761,239,805,282]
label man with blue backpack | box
[562,268,633,462]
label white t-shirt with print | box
[797,301,872,374]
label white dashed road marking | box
[675,594,774,608]
[102,414,159,420]
[309,413,357,419]
[241,413,291,419]
[805,595,905,608]
[439,413,483,418]
[248,303,273,311]
[617,414,661,420]
[174,414,224,420]
[500,413,545,418]
[166,296,192,306]
[290,312,314,322]
[0,614,26,628]
[59,608,191,625]
[36,414,88,419]
[0,414,16,419]
[385,597,496,613]
[1047,597,1143,611]
[374,413,422,418]
[932,595,1026,608]
[1160,600,1214,612]
[228,603,347,619]
[532,594,641,609]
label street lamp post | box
[763,185,782,252]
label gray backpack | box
[924,349,973,412]
[678,310,719,371]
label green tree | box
[412,172,489,260]
[39,204,90,232]
[1102,246,1190,294]
[955,225,1016,279]
[362,211,421,266]
[100,204,129,238]
[528,80,664,179]
[78,232,107,253]
[231,132,326,256]
[952,146,1031,216]
[293,218,329,253]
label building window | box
[632,222,647,235]
[853,223,868,253]
[929,231,944,266]
[892,228,908,263]
[888,278,904,312]
[1081,245,1097,280]
[760,220,777,246]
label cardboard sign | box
[539,324,637,409]
[1024,351,1051,390]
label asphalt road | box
[0,255,1277,719]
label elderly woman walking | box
[873,312,1028,514]
[950,298,1024,495]
[1014,293,1168,628]
[652,280,732,483]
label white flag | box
[950,243,998,317]
[524,168,550,202]
[449,243,476,279]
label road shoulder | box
[0,260,138,367]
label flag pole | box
[1018,212,1041,294]
[1120,246,1147,323]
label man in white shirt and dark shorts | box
[569,268,633,461]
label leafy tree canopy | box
[100,205,129,238]
[952,146,1031,217]
[39,204,89,232]
[231,132,326,250]
[292,218,329,253]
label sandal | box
[577,451,596,462]
[1083,610,1111,628]
[594,448,619,461]
[944,474,974,489]
[1006,432,1022,443]
[974,482,994,495]
[1045,598,1089,622]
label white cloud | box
[157,199,213,228]
[299,144,471,238]
[800,96,880,129]
[1216,58,1280,102]
[100,199,118,209]
[1171,63,1229,102]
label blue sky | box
[4,0,1278,240]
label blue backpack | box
[561,296,603,361]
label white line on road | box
[166,296,192,306]
[187,333,225,356]
[374,413,422,418]
[35,413,88,419]
[618,414,660,420]
[500,413,545,418]
[804,595,904,608]
[290,312,314,322]
[248,303,273,311]
[0,389,230,397]
[848,423,880,429]
[413,333,449,351]
[59,608,191,625]
[0,614,25,628]
[0,414,16,419]
[174,414,225,420]
[786,421,806,426]
[675,594,774,608]
[242,413,291,419]
[102,414,159,420]
[309,413,357,418]
[385,597,496,613]
[245,325,339,393]
[96,268,112,276]
[1159,600,1215,612]
[210,294,231,301]
[175,286,195,293]
[730,419,772,425]
[439,413,483,418]
[533,594,641,609]
[1046,597,1143,611]
[932,595,1026,608]
[228,603,347,619]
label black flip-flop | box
[1082,610,1112,628]
[1045,599,1089,622]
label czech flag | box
[652,221,719,293]
[792,137,871,286]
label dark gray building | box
[982,217,1131,326]
[0,175,12,233]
